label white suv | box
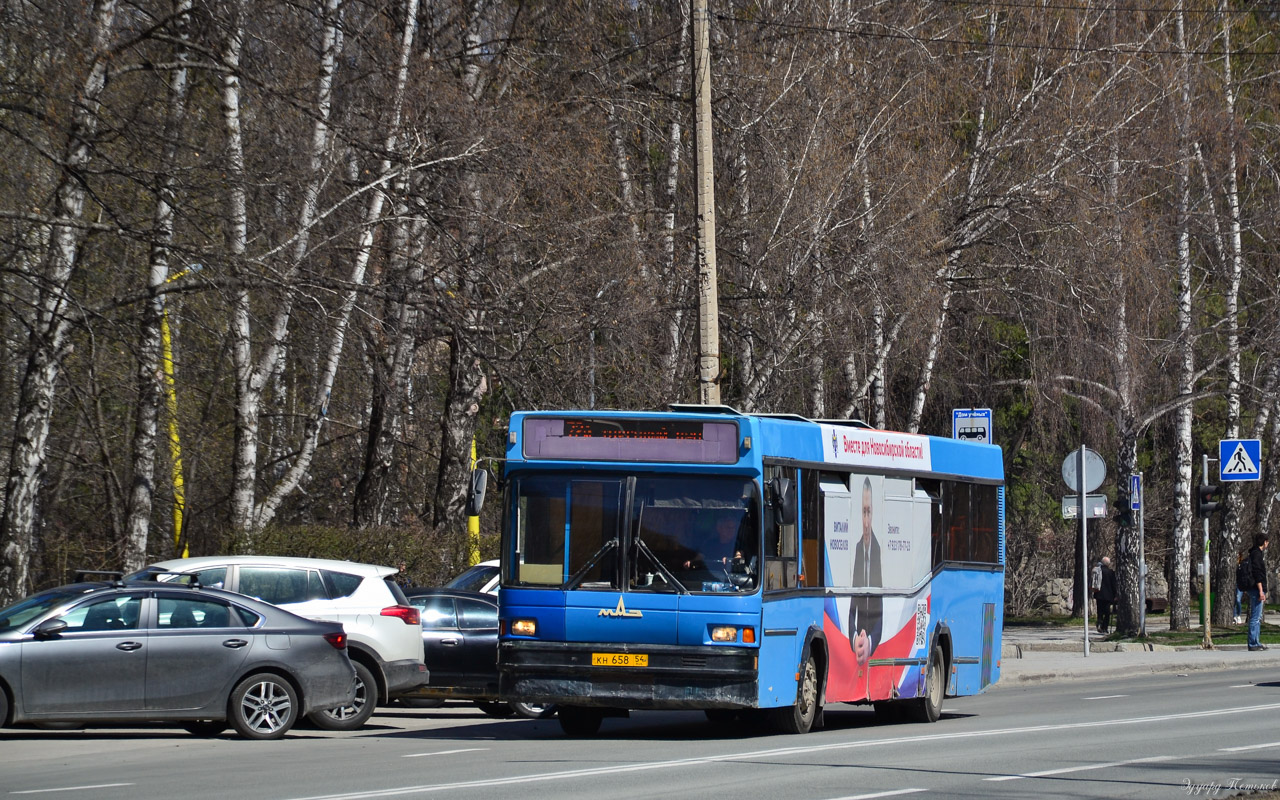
[134,556,427,730]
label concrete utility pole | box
[693,0,721,405]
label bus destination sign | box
[522,417,739,464]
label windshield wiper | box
[633,534,686,593]
[564,538,618,590]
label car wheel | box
[229,672,297,740]
[0,689,8,727]
[557,705,603,736]
[768,653,818,734]
[510,702,557,719]
[308,661,377,731]
[476,700,516,718]
[183,720,227,737]
[907,645,944,723]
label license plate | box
[592,652,648,667]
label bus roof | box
[508,407,1003,483]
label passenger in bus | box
[850,477,883,666]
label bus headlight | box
[710,626,739,642]
[511,618,537,636]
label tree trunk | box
[124,0,193,572]
[1,0,119,604]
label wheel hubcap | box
[242,680,292,733]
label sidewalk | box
[999,611,1280,685]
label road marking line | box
[1219,741,1280,752]
[827,790,926,800]
[12,784,134,795]
[1228,684,1253,688]
[1082,695,1127,700]
[282,702,1280,800]
[403,748,488,759]
[985,754,1177,781]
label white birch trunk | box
[1169,7,1195,630]
[228,0,342,537]
[256,0,418,530]
[1,0,119,603]
[124,0,193,571]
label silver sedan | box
[0,580,356,739]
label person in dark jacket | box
[1246,533,1269,651]
[1095,556,1118,634]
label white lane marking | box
[403,748,488,759]
[282,702,1280,800]
[985,754,1177,781]
[1228,684,1253,688]
[1219,741,1280,752]
[827,790,926,800]
[1082,695,1127,700]
[12,784,134,795]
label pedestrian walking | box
[1245,533,1269,651]
[1095,556,1117,634]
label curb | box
[998,655,1280,686]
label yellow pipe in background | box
[468,436,480,566]
[161,264,199,558]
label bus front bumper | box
[498,640,758,710]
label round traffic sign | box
[1062,447,1106,493]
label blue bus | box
[479,405,1004,735]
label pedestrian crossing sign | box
[1218,438,1261,482]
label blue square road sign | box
[1218,438,1261,482]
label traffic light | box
[1197,484,1222,517]
[1115,491,1133,527]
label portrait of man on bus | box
[850,476,883,665]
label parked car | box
[0,579,355,739]
[397,588,554,719]
[130,556,426,730]
[444,560,500,595]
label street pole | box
[1202,453,1213,649]
[162,263,201,558]
[1138,471,1147,637]
[1080,444,1089,657]
[692,0,720,405]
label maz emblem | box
[598,598,642,618]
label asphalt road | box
[3,669,1278,800]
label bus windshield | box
[507,472,760,593]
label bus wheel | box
[476,701,516,718]
[558,706,603,736]
[770,654,818,734]
[908,645,944,723]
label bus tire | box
[558,705,603,736]
[770,654,818,734]
[908,645,944,723]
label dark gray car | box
[0,581,356,739]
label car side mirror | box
[465,468,489,517]
[769,476,797,526]
[33,618,68,639]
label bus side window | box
[763,465,798,590]
[917,479,943,569]
[944,480,972,563]
[800,469,823,588]
[970,484,999,563]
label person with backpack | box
[1242,533,1269,651]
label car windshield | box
[0,588,86,633]
[445,564,498,593]
[506,472,760,594]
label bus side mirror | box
[769,476,796,526]
[465,468,489,517]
